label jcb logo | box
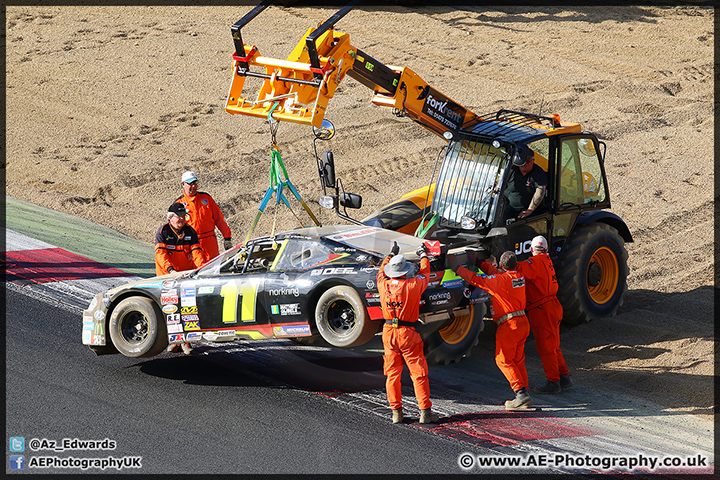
[515,240,532,255]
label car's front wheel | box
[108,297,168,358]
[315,286,380,347]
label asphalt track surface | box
[4,197,715,475]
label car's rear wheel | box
[423,303,486,365]
[315,285,380,347]
[109,297,168,358]
[556,223,629,324]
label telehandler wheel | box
[556,223,629,325]
[424,303,486,365]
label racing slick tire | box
[423,303,486,365]
[556,223,629,325]
[315,285,380,348]
[109,296,168,358]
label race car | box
[82,225,489,361]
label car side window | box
[558,136,606,207]
[274,240,332,271]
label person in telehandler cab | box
[503,145,547,221]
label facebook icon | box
[10,455,25,470]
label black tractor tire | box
[315,286,380,347]
[108,297,168,358]
[556,223,629,325]
[423,303,486,365]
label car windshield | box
[431,136,506,229]
[324,226,425,259]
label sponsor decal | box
[441,279,463,288]
[134,281,164,289]
[515,240,533,255]
[273,324,312,337]
[327,228,377,241]
[271,304,301,315]
[185,332,202,342]
[310,267,358,276]
[168,333,185,343]
[88,296,99,310]
[162,304,178,314]
[94,310,105,321]
[428,291,452,302]
[82,330,91,344]
[161,288,178,296]
[280,304,301,316]
[167,324,183,333]
[94,322,104,335]
[217,330,236,339]
[420,88,467,130]
[184,236,192,241]
[166,313,181,324]
[182,314,200,322]
[512,277,525,288]
[161,295,179,304]
[366,280,376,290]
[83,315,94,324]
[463,288,471,299]
[432,299,450,306]
[360,266,378,274]
[91,334,105,346]
[198,286,214,294]
[201,199,208,206]
[356,254,368,262]
[183,320,200,331]
[181,306,198,315]
[267,287,300,297]
[203,331,220,341]
[162,280,177,289]
[181,288,196,307]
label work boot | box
[181,343,194,355]
[419,408,440,424]
[166,343,181,353]
[505,388,533,410]
[534,381,562,394]
[560,374,574,390]
[391,409,404,424]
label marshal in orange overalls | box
[516,253,568,383]
[457,263,530,393]
[377,255,432,410]
[175,192,232,259]
[154,223,208,276]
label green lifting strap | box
[243,104,321,245]
[414,211,439,238]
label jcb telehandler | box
[224,1,632,364]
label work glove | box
[167,267,176,274]
[416,243,428,258]
[224,238,233,250]
[390,241,399,257]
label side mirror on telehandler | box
[320,151,336,189]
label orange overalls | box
[516,253,568,383]
[175,192,231,260]
[154,223,208,276]
[457,264,530,392]
[377,256,432,410]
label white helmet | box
[531,235,548,252]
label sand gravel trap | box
[6,6,714,420]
